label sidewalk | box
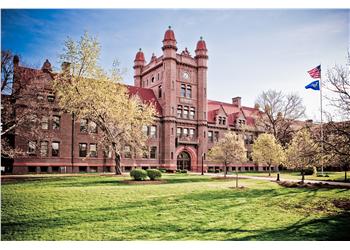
[195,172,350,187]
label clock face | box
[183,71,190,80]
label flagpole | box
[320,65,324,176]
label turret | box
[133,48,145,87]
[195,36,208,67]
[162,26,177,59]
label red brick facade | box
[10,27,264,174]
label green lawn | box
[236,171,348,182]
[1,174,350,240]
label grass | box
[236,171,349,182]
[1,174,350,240]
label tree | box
[255,90,306,146]
[285,128,321,184]
[1,50,47,160]
[322,63,350,181]
[252,133,285,177]
[53,32,156,175]
[208,132,247,188]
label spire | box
[41,59,52,72]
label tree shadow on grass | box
[225,211,350,241]
[40,176,218,188]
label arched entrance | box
[177,151,191,171]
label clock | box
[183,71,190,80]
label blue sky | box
[2,9,349,120]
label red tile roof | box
[207,99,260,126]
[126,85,162,116]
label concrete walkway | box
[195,172,350,187]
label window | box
[37,94,44,101]
[40,141,48,157]
[150,125,157,138]
[183,128,189,137]
[142,147,149,158]
[89,144,97,157]
[177,127,182,137]
[89,121,97,133]
[41,116,49,130]
[52,142,60,157]
[186,85,192,98]
[150,146,157,159]
[52,115,60,129]
[181,84,186,97]
[47,95,55,102]
[189,128,195,138]
[177,105,182,118]
[151,76,155,83]
[157,73,160,80]
[190,107,195,119]
[124,146,131,158]
[218,116,226,125]
[183,106,189,119]
[104,147,112,158]
[80,119,88,133]
[158,85,162,98]
[79,143,87,157]
[142,125,148,136]
[28,141,36,155]
[214,131,219,142]
[208,131,213,142]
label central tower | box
[133,27,208,171]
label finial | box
[168,25,171,29]
[200,36,203,40]
[139,48,142,51]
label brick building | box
[9,27,265,174]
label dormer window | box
[238,119,246,125]
[218,116,226,125]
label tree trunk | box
[224,163,227,178]
[114,153,122,175]
[235,167,238,188]
[301,168,305,184]
[268,164,271,177]
[345,171,347,182]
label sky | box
[1,9,349,121]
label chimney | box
[61,62,71,74]
[232,97,241,108]
[13,55,20,66]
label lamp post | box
[201,152,204,175]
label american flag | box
[307,65,321,78]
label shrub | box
[208,169,214,173]
[130,169,148,181]
[215,169,220,173]
[303,168,314,176]
[146,169,162,180]
[176,169,181,173]
[180,170,188,174]
[158,168,167,173]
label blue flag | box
[305,80,320,91]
